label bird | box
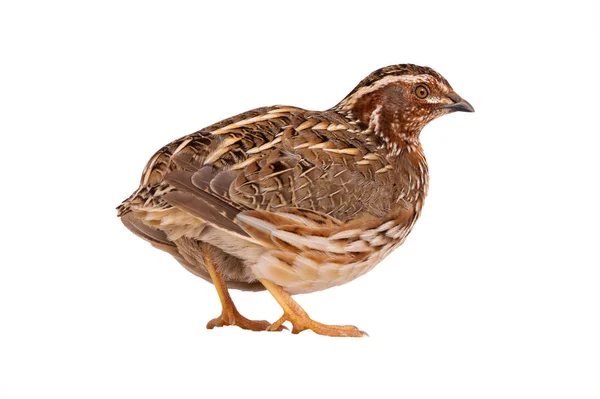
[117,64,474,337]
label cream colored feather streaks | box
[235,208,416,294]
[116,64,463,296]
[116,64,476,338]
[117,103,426,293]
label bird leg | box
[260,279,367,337]
[202,250,283,332]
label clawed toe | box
[269,314,367,337]
[295,321,368,337]
[206,309,285,332]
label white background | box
[0,1,597,398]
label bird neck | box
[332,94,429,203]
[369,105,423,156]
[334,96,422,155]
[391,141,429,207]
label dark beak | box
[442,92,475,113]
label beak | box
[442,92,475,113]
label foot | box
[268,314,368,337]
[259,279,368,337]
[206,307,286,332]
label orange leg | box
[203,251,284,332]
[260,279,367,337]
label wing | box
[118,106,400,241]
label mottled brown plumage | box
[117,64,474,336]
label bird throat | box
[366,104,424,156]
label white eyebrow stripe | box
[339,74,436,109]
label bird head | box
[333,64,473,148]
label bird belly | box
[128,205,416,295]
[250,240,404,295]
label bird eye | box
[414,84,430,99]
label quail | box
[117,64,474,337]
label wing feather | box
[119,106,401,246]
